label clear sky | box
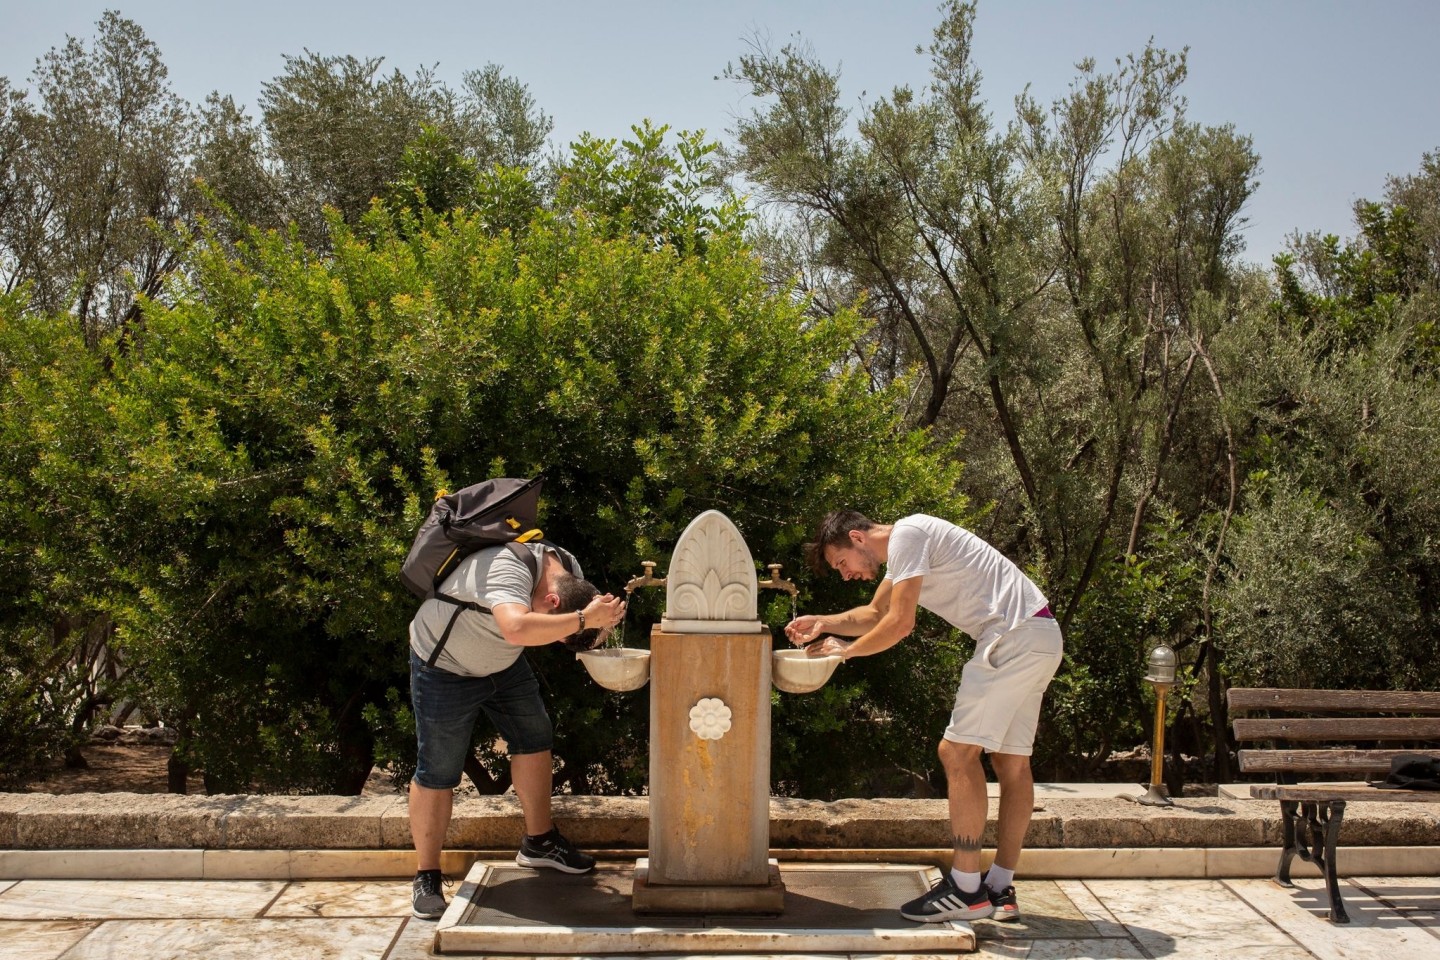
[5,1,1439,264]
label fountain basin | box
[772,649,842,693]
[577,648,651,692]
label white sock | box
[951,868,982,894]
[986,864,1015,891]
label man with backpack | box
[403,481,627,920]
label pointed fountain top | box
[660,509,766,634]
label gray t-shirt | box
[408,543,582,677]
[884,514,1047,647]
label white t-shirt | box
[884,514,1048,646]
[408,543,582,677]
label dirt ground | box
[11,732,400,797]
[15,739,201,794]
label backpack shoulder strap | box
[507,540,580,578]
[505,541,541,581]
[426,601,480,668]
[426,543,545,669]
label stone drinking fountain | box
[434,509,977,955]
[576,509,841,913]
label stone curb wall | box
[3,793,1439,851]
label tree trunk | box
[1208,656,1231,783]
[463,751,509,795]
[167,749,189,794]
[332,717,376,796]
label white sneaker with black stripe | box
[900,873,995,922]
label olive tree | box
[725,0,1261,777]
[1218,164,1440,696]
[0,11,195,346]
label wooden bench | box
[1228,687,1440,923]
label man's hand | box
[808,636,851,658]
[785,615,826,646]
[583,593,626,630]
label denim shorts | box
[409,650,554,790]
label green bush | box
[1,131,961,794]
[0,293,118,784]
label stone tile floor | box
[0,870,1435,959]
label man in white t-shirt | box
[407,541,626,920]
[786,510,1063,925]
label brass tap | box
[758,563,798,598]
[624,561,667,596]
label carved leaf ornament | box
[662,510,760,632]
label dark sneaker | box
[515,828,596,874]
[981,869,1020,922]
[411,869,449,919]
[900,873,994,922]
[987,883,1020,921]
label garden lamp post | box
[1138,643,1177,807]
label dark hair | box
[552,572,604,651]
[803,510,875,576]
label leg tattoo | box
[952,834,982,854]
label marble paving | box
[1087,877,1313,959]
[59,917,403,960]
[0,919,97,960]
[0,869,1434,958]
[1226,877,1440,960]
[267,879,416,918]
[0,878,285,920]
[1350,875,1440,920]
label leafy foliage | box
[6,4,1440,798]
[0,12,194,346]
[0,289,130,783]
[247,52,552,244]
[1220,176,1440,694]
[1,126,959,793]
[726,0,1263,777]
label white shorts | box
[943,618,1063,756]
